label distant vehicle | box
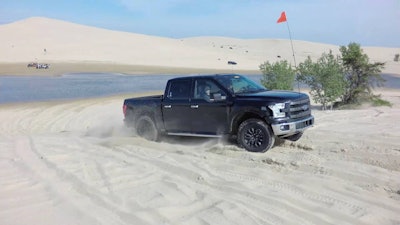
[228,61,237,65]
[27,62,49,69]
[27,62,37,68]
[123,74,314,153]
[36,63,49,69]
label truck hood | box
[236,90,308,102]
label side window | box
[167,80,191,100]
[194,79,227,102]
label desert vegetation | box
[260,42,390,109]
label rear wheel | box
[135,115,159,141]
[237,118,275,152]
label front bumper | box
[271,115,314,137]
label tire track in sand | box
[13,135,148,225]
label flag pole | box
[277,11,299,91]
[285,20,297,68]
[286,20,300,92]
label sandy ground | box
[0,89,399,225]
[1,17,400,225]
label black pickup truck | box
[123,74,314,152]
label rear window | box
[166,80,191,99]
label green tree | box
[259,60,296,90]
[298,51,346,110]
[339,42,385,104]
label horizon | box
[1,0,400,48]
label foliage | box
[259,60,296,90]
[370,95,392,107]
[297,51,346,110]
[339,42,385,104]
[258,42,389,109]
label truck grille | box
[289,98,311,119]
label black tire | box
[237,118,275,153]
[284,132,303,142]
[135,115,159,141]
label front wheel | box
[135,115,159,141]
[237,118,275,153]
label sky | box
[1,0,399,47]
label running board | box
[167,132,223,138]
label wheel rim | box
[137,120,146,136]
[137,120,155,140]
[243,127,265,148]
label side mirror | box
[213,93,226,101]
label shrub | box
[259,60,296,90]
[297,51,346,110]
[340,42,385,104]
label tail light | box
[123,104,128,117]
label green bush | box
[259,60,296,90]
[297,51,346,110]
[340,43,385,104]
[258,42,390,109]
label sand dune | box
[1,17,399,74]
[0,90,399,225]
[1,17,400,224]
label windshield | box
[215,75,267,94]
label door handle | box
[190,105,199,109]
[164,105,172,108]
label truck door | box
[162,79,192,133]
[190,78,230,135]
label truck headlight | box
[268,103,286,118]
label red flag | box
[277,11,287,23]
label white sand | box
[0,90,399,225]
[1,17,399,74]
[0,17,400,225]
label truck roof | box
[168,74,242,81]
